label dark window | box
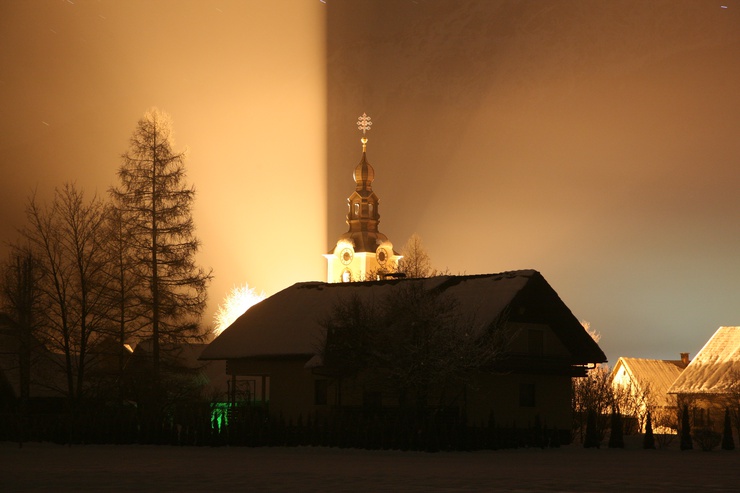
[315,379,328,405]
[519,383,536,407]
[363,391,382,410]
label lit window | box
[354,203,359,217]
[342,269,351,282]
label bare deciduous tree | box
[22,184,110,407]
[322,282,507,418]
[1,245,44,417]
[572,365,612,443]
[100,206,145,389]
[398,233,435,278]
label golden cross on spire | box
[357,112,372,152]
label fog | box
[2,1,739,360]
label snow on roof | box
[668,326,740,395]
[201,270,607,364]
[201,276,447,360]
[611,357,686,408]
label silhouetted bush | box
[721,408,735,451]
[584,409,600,448]
[643,411,655,449]
[694,428,721,451]
[680,406,693,451]
[608,408,624,448]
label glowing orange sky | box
[2,1,740,362]
[0,0,327,331]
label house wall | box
[226,355,573,432]
[224,317,582,428]
[610,364,649,432]
[227,357,319,420]
[312,370,574,434]
[676,393,737,434]
[466,372,573,431]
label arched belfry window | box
[353,203,360,217]
[368,203,374,217]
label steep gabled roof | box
[201,270,606,366]
[611,357,687,408]
[668,326,740,395]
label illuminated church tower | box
[325,113,401,282]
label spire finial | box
[357,112,372,152]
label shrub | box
[584,409,600,448]
[643,411,655,449]
[693,428,721,451]
[680,406,693,451]
[608,409,624,448]
[721,408,735,451]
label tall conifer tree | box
[111,108,211,380]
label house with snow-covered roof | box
[610,355,689,433]
[0,313,67,413]
[201,270,607,433]
[668,326,740,432]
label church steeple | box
[353,112,374,190]
[324,113,401,282]
[344,113,382,251]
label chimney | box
[680,352,690,365]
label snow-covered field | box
[2,440,737,492]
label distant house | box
[128,341,228,402]
[610,355,689,433]
[0,314,66,413]
[200,270,607,432]
[668,326,740,432]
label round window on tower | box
[340,247,354,265]
[376,247,387,265]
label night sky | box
[2,1,740,363]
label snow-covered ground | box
[2,439,737,492]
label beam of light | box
[212,283,266,336]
